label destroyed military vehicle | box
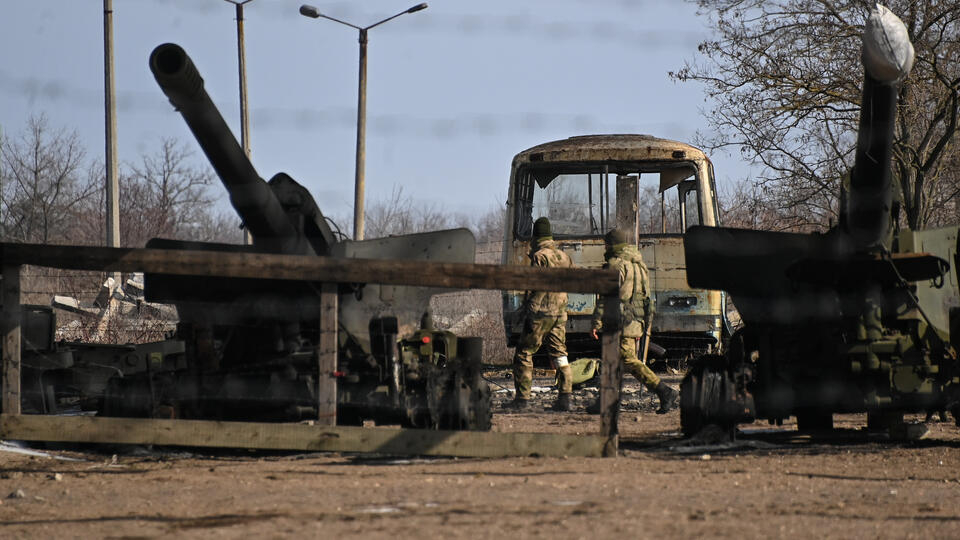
[502,135,729,366]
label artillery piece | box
[99,43,491,429]
[680,6,960,435]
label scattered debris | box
[488,372,667,414]
[0,441,86,462]
[359,506,402,514]
[53,273,177,342]
[890,423,930,441]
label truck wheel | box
[680,354,734,438]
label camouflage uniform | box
[592,231,678,413]
[513,227,574,405]
[592,243,661,390]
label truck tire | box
[680,354,735,438]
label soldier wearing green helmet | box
[591,227,679,414]
[507,217,576,411]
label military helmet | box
[533,217,552,239]
[604,228,627,246]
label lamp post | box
[104,0,119,251]
[300,3,428,241]
[224,0,256,245]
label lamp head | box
[299,4,321,18]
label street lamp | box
[300,3,428,241]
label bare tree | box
[0,120,240,320]
[716,178,828,231]
[470,203,506,243]
[0,115,99,244]
[364,185,460,238]
[121,138,220,246]
[672,1,960,230]
[637,185,684,234]
[929,154,960,226]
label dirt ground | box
[2,374,960,539]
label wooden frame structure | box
[1,242,624,457]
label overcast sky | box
[1,0,749,229]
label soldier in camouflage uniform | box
[508,217,576,411]
[591,228,678,414]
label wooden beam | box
[0,242,618,295]
[1,265,21,415]
[316,283,337,426]
[0,414,607,458]
[599,292,622,457]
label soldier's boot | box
[504,397,530,411]
[552,392,572,412]
[654,382,679,414]
[585,399,602,415]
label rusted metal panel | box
[512,134,709,168]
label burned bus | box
[502,134,728,366]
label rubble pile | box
[52,273,177,342]
[486,370,663,413]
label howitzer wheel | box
[680,354,736,438]
[426,338,492,431]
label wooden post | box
[2,265,22,415]
[316,283,337,425]
[599,292,622,457]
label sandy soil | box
[2,374,959,539]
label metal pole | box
[660,192,666,234]
[235,4,251,161]
[226,0,255,245]
[235,1,254,245]
[354,29,368,241]
[103,0,120,250]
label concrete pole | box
[103,0,120,250]
[354,29,368,241]
[233,0,255,245]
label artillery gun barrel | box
[149,43,303,253]
[846,6,914,250]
